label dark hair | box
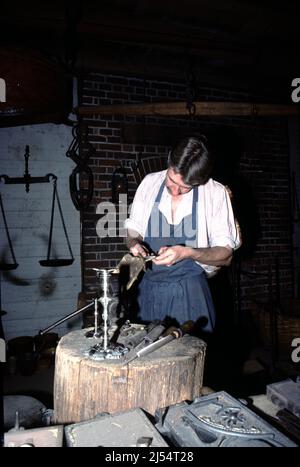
[168,135,214,186]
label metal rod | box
[0,194,17,265]
[99,270,110,350]
[24,145,30,192]
[54,183,74,260]
[0,176,55,185]
[39,301,94,335]
[93,296,101,338]
[46,181,56,261]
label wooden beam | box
[76,102,298,117]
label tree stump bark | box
[54,328,206,424]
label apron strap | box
[147,179,198,243]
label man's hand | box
[129,242,149,258]
[153,245,188,266]
[153,245,233,267]
[126,229,149,258]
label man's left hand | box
[153,245,188,266]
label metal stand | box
[40,267,128,360]
[85,269,128,360]
[98,269,112,350]
[83,269,115,341]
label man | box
[125,135,241,332]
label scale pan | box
[39,259,74,267]
[0,262,19,271]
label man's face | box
[165,168,193,197]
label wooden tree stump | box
[54,328,206,424]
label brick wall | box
[80,73,293,319]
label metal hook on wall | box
[66,124,95,211]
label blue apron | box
[137,181,215,332]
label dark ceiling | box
[1,0,299,97]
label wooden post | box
[54,328,206,424]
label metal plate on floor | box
[65,408,169,447]
[155,391,297,447]
[4,425,64,447]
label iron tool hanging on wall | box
[66,124,95,211]
[39,178,74,267]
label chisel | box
[122,327,183,365]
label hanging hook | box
[66,123,95,210]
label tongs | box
[144,254,158,262]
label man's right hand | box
[127,229,149,257]
[129,242,149,258]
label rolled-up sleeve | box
[124,180,147,236]
[125,204,145,238]
[209,186,241,250]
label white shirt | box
[125,170,241,276]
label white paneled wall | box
[0,124,82,341]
